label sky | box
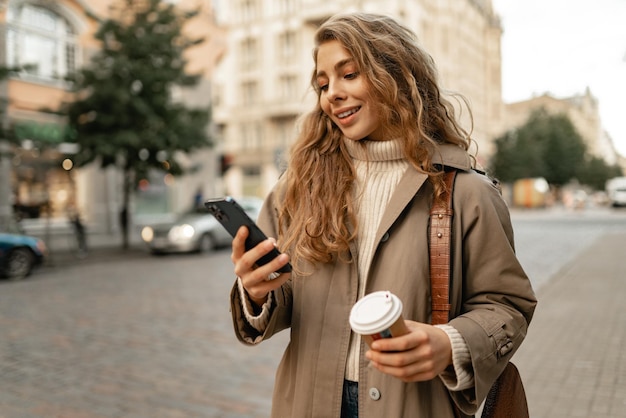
[492,0,626,157]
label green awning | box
[13,121,75,144]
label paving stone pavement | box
[0,244,288,418]
[1,219,626,417]
[512,232,626,418]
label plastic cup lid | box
[349,290,403,335]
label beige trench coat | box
[230,145,537,418]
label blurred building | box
[5,0,618,237]
[0,0,225,233]
[212,0,504,197]
[501,88,624,169]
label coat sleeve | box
[447,170,537,413]
[230,182,294,345]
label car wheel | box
[6,248,34,280]
[197,233,215,253]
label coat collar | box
[432,143,474,171]
[374,144,472,245]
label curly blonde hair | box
[279,13,472,271]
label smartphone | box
[205,196,292,274]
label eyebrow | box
[316,58,355,79]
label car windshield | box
[170,207,212,222]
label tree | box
[577,156,623,191]
[490,128,544,183]
[64,0,212,248]
[490,108,587,187]
[540,113,586,186]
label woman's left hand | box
[365,320,453,382]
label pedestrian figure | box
[226,13,536,417]
[193,186,203,209]
[67,203,88,258]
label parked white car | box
[141,196,264,254]
[606,177,626,207]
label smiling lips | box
[336,106,361,119]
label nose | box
[326,81,345,102]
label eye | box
[316,76,328,92]
[345,71,359,80]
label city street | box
[1,206,626,417]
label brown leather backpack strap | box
[429,170,457,326]
[429,169,530,418]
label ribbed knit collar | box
[343,138,405,162]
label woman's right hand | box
[232,226,291,306]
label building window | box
[241,80,258,105]
[277,0,295,15]
[278,75,297,99]
[241,122,262,149]
[240,37,259,71]
[277,119,294,148]
[277,31,296,62]
[6,3,78,82]
[239,0,258,22]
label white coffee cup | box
[349,290,409,347]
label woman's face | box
[315,40,385,141]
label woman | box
[229,12,536,418]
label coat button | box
[369,387,381,401]
[499,340,514,356]
[381,232,390,242]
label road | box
[510,206,626,290]
[1,206,625,417]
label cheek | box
[319,97,332,118]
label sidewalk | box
[38,227,148,268]
[24,213,626,418]
[512,231,626,418]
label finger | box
[368,352,438,382]
[367,327,452,382]
[371,361,439,382]
[240,239,275,269]
[231,226,249,263]
[260,251,290,278]
[248,254,291,285]
[370,328,423,353]
[367,347,419,368]
[242,265,291,302]
[236,239,289,282]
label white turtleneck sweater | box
[342,139,472,391]
[343,138,409,380]
[238,138,473,391]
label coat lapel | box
[373,143,472,245]
[374,166,427,245]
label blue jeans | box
[341,380,359,418]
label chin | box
[342,133,368,141]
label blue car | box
[0,219,47,280]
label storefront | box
[10,120,79,221]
